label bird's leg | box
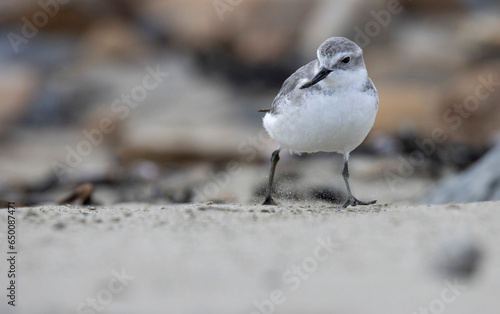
[262,149,281,205]
[341,154,376,208]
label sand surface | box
[0,201,499,314]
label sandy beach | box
[1,200,499,314]
[2,2,500,314]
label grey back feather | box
[270,60,318,114]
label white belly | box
[263,90,377,154]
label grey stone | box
[421,143,500,204]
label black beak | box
[300,67,332,89]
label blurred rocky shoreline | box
[1,0,500,207]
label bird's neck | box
[321,68,368,91]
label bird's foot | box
[262,196,278,205]
[342,196,376,208]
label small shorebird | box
[260,37,378,208]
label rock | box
[120,127,257,166]
[368,54,500,146]
[371,82,440,138]
[109,53,273,166]
[0,1,40,22]
[140,0,315,63]
[298,0,387,56]
[420,142,500,204]
[432,231,483,279]
[0,64,39,138]
[80,17,151,63]
[459,12,500,61]
[1,1,102,33]
[401,0,464,13]
[436,63,500,146]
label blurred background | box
[1,0,500,207]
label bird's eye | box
[341,56,351,64]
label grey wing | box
[270,60,318,114]
[362,77,379,109]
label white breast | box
[263,88,378,154]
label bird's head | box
[300,37,367,90]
